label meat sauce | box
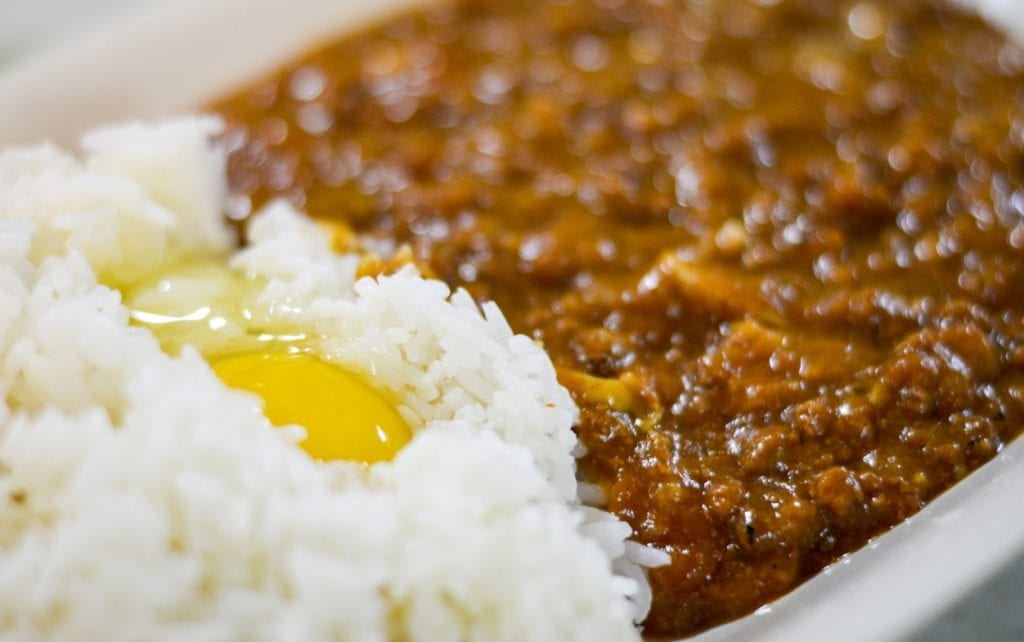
[215,0,1024,636]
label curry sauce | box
[215,0,1024,635]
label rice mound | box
[0,119,657,641]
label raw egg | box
[125,257,411,464]
[213,351,410,463]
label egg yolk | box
[125,257,413,464]
[212,351,411,464]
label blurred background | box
[0,0,163,68]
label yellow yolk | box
[212,351,411,464]
[125,257,413,464]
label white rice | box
[0,119,661,641]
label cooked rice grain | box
[0,119,654,642]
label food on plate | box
[0,119,660,641]
[216,0,1024,635]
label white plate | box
[0,1,1022,640]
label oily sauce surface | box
[216,0,1024,636]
